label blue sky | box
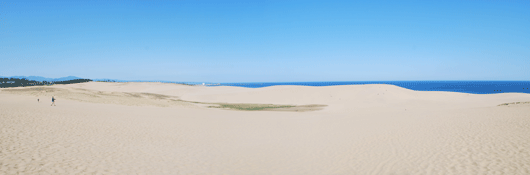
[1,0,529,82]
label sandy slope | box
[1,82,529,174]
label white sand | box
[1,82,529,174]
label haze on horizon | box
[1,0,528,83]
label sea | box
[207,81,530,94]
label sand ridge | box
[1,82,530,174]
[0,85,327,111]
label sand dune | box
[1,82,529,174]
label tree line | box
[0,78,92,88]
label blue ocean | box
[208,81,530,94]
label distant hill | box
[0,76,84,82]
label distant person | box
[38,98,39,102]
[51,96,56,106]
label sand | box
[1,82,529,174]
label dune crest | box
[1,82,530,174]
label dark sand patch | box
[498,101,530,106]
[208,103,327,112]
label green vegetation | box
[0,77,90,88]
[498,101,530,106]
[210,103,296,111]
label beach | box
[1,82,529,174]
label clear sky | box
[1,0,529,82]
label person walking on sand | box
[38,98,39,102]
[51,96,56,106]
